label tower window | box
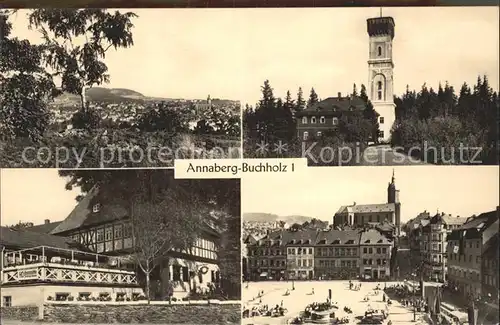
[302,116,308,124]
[319,116,325,124]
[379,130,385,138]
[332,117,339,125]
[377,46,382,57]
[379,117,384,124]
[377,81,383,101]
[311,117,317,124]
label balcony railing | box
[2,262,138,286]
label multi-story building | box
[359,229,393,280]
[406,211,431,271]
[333,171,401,237]
[314,230,360,280]
[295,94,367,141]
[420,213,467,282]
[46,186,223,299]
[295,14,397,143]
[481,232,499,302]
[0,226,142,307]
[246,230,287,281]
[447,209,499,299]
[246,227,394,281]
[286,230,316,280]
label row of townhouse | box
[244,228,393,281]
[406,212,467,282]
[446,208,499,304]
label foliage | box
[28,9,137,109]
[1,8,137,144]
[391,77,498,164]
[307,88,319,108]
[58,170,241,300]
[7,221,35,229]
[243,80,373,165]
[0,10,59,141]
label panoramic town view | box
[0,9,241,168]
[0,169,241,324]
[242,166,499,324]
[242,7,498,166]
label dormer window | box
[302,116,308,124]
[319,116,325,124]
[311,117,317,124]
[332,117,339,125]
[92,203,101,213]
[349,106,354,112]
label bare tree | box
[129,185,205,303]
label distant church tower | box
[367,13,396,143]
[387,169,401,237]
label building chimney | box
[44,219,50,224]
[338,92,342,99]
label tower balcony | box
[1,246,138,287]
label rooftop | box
[296,95,366,117]
[360,228,392,245]
[336,203,396,214]
[0,226,81,251]
[28,221,62,234]
[448,210,499,240]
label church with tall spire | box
[333,169,402,237]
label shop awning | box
[260,272,268,277]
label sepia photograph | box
[0,9,242,168]
[242,7,499,166]
[242,166,499,324]
[0,169,241,324]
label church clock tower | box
[367,15,396,143]
[387,169,401,237]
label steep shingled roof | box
[296,96,367,117]
[336,203,396,214]
[28,221,62,234]
[50,186,99,235]
[51,186,221,238]
[447,210,498,240]
[0,226,78,250]
[315,229,360,245]
[360,229,392,245]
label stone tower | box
[387,169,401,237]
[367,15,396,143]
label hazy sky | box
[242,166,499,223]
[0,169,81,227]
[9,7,499,104]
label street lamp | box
[411,273,417,322]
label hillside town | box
[49,96,241,134]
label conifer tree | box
[352,83,359,97]
[307,87,319,107]
[295,87,306,113]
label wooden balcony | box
[2,262,138,286]
[1,245,138,287]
